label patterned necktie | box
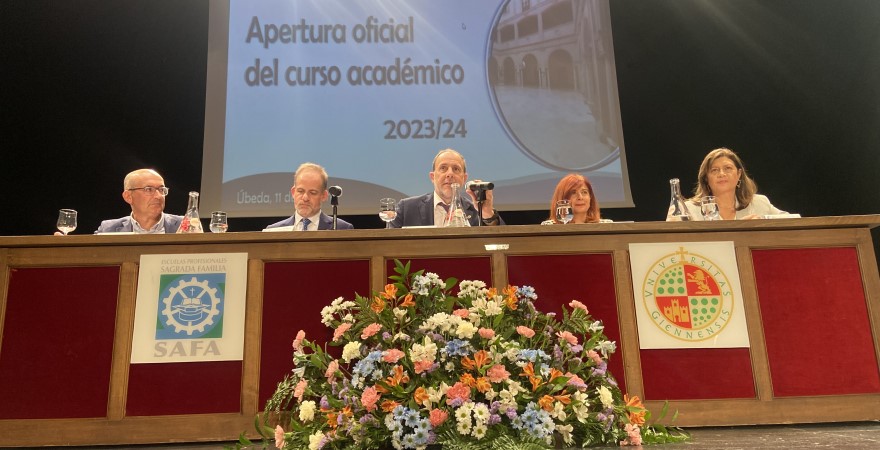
[301,218,311,231]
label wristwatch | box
[481,211,500,225]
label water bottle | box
[176,191,205,233]
[667,178,691,221]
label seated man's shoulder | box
[265,216,296,229]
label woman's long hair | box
[692,147,757,209]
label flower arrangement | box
[245,261,686,449]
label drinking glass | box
[209,211,228,233]
[701,196,721,221]
[57,209,77,235]
[555,200,573,224]
[379,198,397,228]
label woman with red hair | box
[544,174,601,224]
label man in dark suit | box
[265,162,354,231]
[389,149,502,228]
[95,169,183,233]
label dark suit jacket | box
[95,213,184,233]
[265,212,354,230]
[389,192,502,228]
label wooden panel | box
[753,247,880,396]
[259,259,371,406]
[0,266,120,419]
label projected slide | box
[202,0,631,217]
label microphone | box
[466,181,494,191]
[328,185,343,197]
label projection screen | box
[201,0,632,217]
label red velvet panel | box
[0,267,119,419]
[259,260,371,407]
[506,254,627,393]
[753,247,880,396]
[385,257,493,293]
[640,348,756,400]
[126,361,242,415]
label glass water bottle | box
[176,191,205,233]
[443,183,471,227]
[667,178,691,221]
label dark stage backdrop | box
[2,0,879,236]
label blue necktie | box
[301,218,311,231]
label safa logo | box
[155,274,225,339]
[641,247,734,341]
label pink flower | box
[293,379,308,403]
[621,423,643,446]
[361,323,383,339]
[516,326,535,338]
[478,328,495,339]
[292,330,306,351]
[487,364,510,383]
[569,300,588,313]
[564,372,586,387]
[325,360,339,381]
[333,323,352,341]
[452,308,470,318]
[557,331,579,346]
[274,425,285,449]
[383,349,405,363]
[587,350,603,365]
[414,360,435,374]
[445,382,471,405]
[429,408,449,427]
[361,386,380,412]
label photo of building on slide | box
[489,0,623,174]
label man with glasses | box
[265,162,353,231]
[96,168,183,233]
[389,148,502,228]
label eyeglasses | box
[709,166,738,176]
[128,186,169,196]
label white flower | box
[308,431,324,450]
[299,400,316,422]
[598,386,614,408]
[572,391,590,422]
[589,320,605,333]
[456,321,477,339]
[551,401,567,421]
[393,307,407,320]
[472,422,488,439]
[342,341,362,363]
[410,336,438,363]
[556,424,574,445]
[596,340,617,358]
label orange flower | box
[380,283,397,300]
[399,293,415,307]
[475,376,491,393]
[472,350,489,370]
[381,400,400,413]
[370,295,385,313]
[413,386,429,405]
[461,355,476,371]
[538,395,555,411]
[549,368,564,382]
[385,365,409,387]
[554,393,571,405]
[503,285,518,310]
[487,287,498,298]
[519,362,543,391]
[325,410,338,428]
[625,394,646,425]
[460,373,476,387]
